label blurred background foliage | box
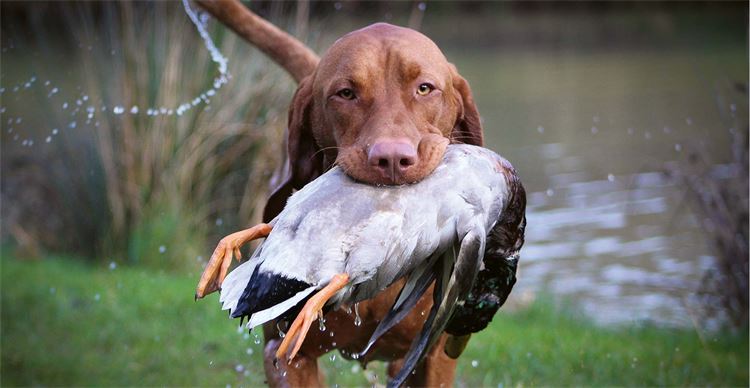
[1,1,747,386]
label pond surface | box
[449,47,747,327]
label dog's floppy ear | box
[450,65,483,146]
[263,75,323,222]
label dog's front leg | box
[263,338,325,388]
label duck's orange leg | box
[276,273,350,362]
[195,223,273,299]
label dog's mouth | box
[336,135,449,186]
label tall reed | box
[665,85,748,329]
[1,2,295,270]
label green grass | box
[2,255,747,386]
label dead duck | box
[195,144,526,386]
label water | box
[453,47,746,326]
[0,1,230,149]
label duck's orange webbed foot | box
[195,223,273,299]
[275,273,350,363]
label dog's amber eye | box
[417,83,433,96]
[337,88,355,100]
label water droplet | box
[215,218,223,226]
[537,125,544,133]
[235,364,244,373]
[329,331,334,337]
[82,95,89,101]
[674,143,682,152]
[15,117,21,124]
[209,360,214,366]
[130,106,139,114]
[62,102,68,109]
[277,321,287,338]
[351,364,360,373]
[471,360,479,368]
[607,174,615,182]
[546,188,554,197]
[319,316,326,331]
[113,106,124,115]
[68,121,77,129]
[52,128,59,135]
[45,136,52,143]
[158,245,166,253]
[243,332,250,340]
[44,80,50,86]
[254,336,261,345]
[246,347,254,355]
[418,2,426,11]
[329,353,337,361]
[94,293,101,301]
[353,303,362,326]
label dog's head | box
[287,23,482,187]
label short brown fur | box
[198,3,484,386]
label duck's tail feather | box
[219,258,260,314]
[388,231,485,388]
[358,254,442,358]
[218,248,316,330]
[244,284,317,330]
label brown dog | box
[196,2,483,386]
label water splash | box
[318,314,326,331]
[3,0,231,147]
[277,321,287,338]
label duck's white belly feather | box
[257,145,510,296]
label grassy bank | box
[1,255,747,386]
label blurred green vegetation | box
[2,254,746,386]
[1,2,748,386]
[1,2,293,271]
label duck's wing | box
[358,251,445,358]
[389,230,486,388]
[444,163,526,341]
